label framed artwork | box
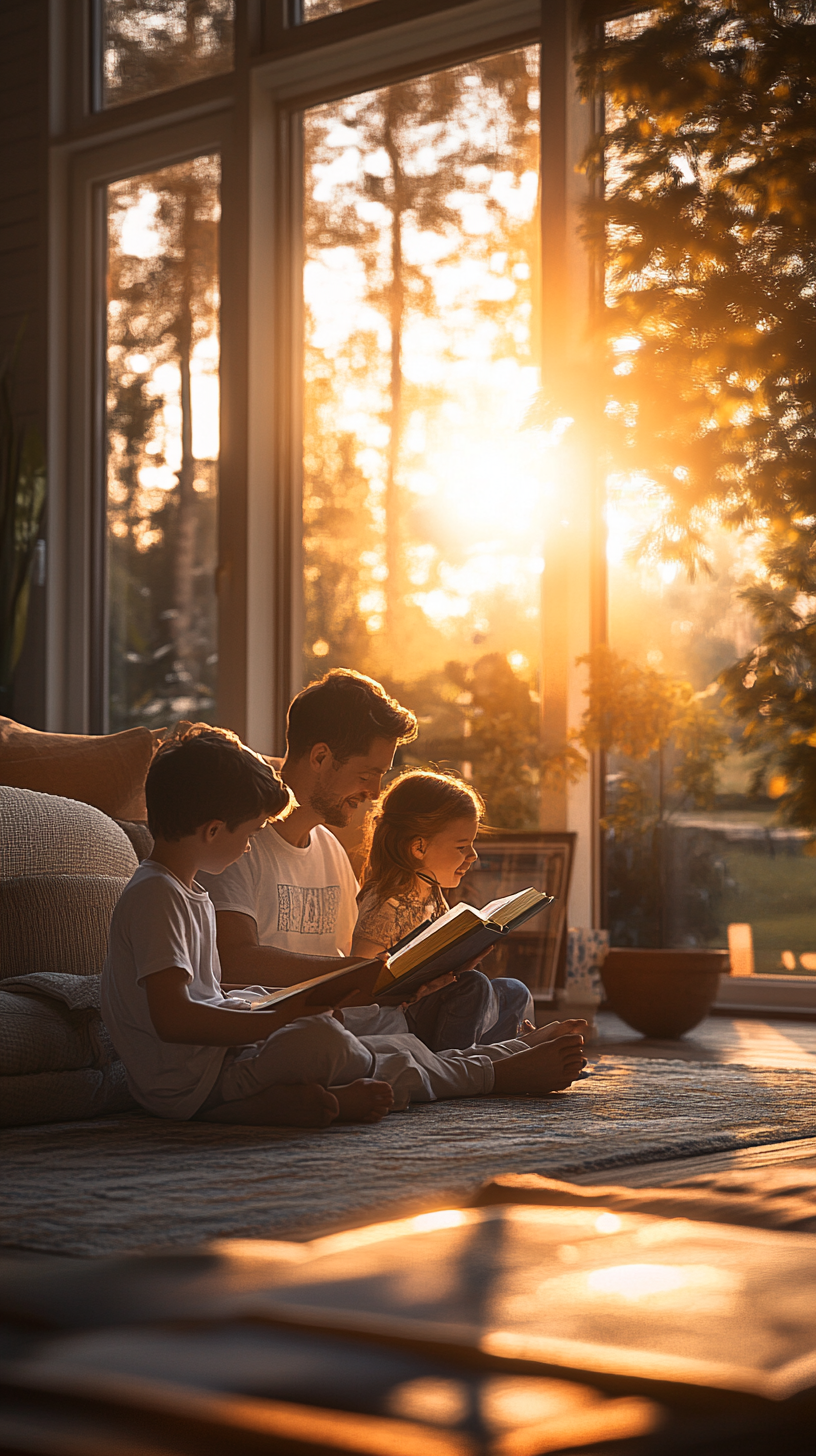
[449,831,576,997]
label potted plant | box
[544,645,731,1037]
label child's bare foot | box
[200,1082,339,1127]
[491,1033,585,1097]
[333,1078,394,1123]
[519,1018,587,1047]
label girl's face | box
[413,813,479,890]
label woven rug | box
[2,1056,816,1257]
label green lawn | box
[718,845,816,975]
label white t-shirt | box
[199,824,358,956]
[101,860,227,1119]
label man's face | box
[309,737,398,828]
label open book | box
[251,887,554,1015]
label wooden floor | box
[575,1010,816,1187]
[592,1008,816,1068]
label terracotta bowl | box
[601,947,730,1039]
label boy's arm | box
[216,910,352,986]
[145,967,361,1044]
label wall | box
[1,0,49,727]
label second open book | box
[250,887,554,1014]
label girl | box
[352,769,536,1050]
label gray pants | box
[201,1012,526,1113]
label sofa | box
[0,717,161,1126]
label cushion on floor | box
[0,875,130,980]
[0,1065,137,1128]
[0,974,134,1126]
[0,973,117,1075]
[0,718,160,822]
[0,788,138,880]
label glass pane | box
[303,49,545,829]
[101,1,234,108]
[301,0,376,18]
[105,155,220,735]
[601,14,815,973]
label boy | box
[102,724,585,1128]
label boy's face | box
[197,813,268,876]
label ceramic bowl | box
[601,947,730,1038]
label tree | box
[0,339,46,713]
[302,50,542,712]
[720,522,816,828]
[578,1,816,566]
[574,0,816,836]
[543,645,729,944]
[106,154,220,732]
[417,653,542,828]
[102,0,233,107]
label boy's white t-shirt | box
[199,823,358,956]
[101,860,228,1119]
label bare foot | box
[333,1078,394,1124]
[491,1033,585,1097]
[200,1082,339,1128]
[519,1018,587,1047]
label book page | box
[388,902,486,960]
[481,888,542,923]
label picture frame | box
[449,831,576,998]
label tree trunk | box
[383,99,405,658]
[171,180,198,698]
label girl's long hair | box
[359,769,485,908]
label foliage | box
[720,522,816,828]
[546,645,729,827]
[578,0,816,566]
[0,341,46,705]
[416,653,541,829]
[542,645,729,945]
[102,0,233,106]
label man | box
[201,667,533,1045]
[200,670,414,988]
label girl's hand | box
[401,971,458,1008]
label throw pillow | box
[0,788,138,879]
[0,874,130,980]
[0,717,162,821]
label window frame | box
[49,0,604,927]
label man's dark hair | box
[146,723,291,841]
[286,669,417,763]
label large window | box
[302,47,550,828]
[105,155,221,733]
[601,11,816,974]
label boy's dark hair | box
[286,669,417,763]
[146,723,291,841]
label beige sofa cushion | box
[0,717,160,821]
[0,874,130,980]
[0,788,138,880]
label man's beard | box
[309,783,355,829]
